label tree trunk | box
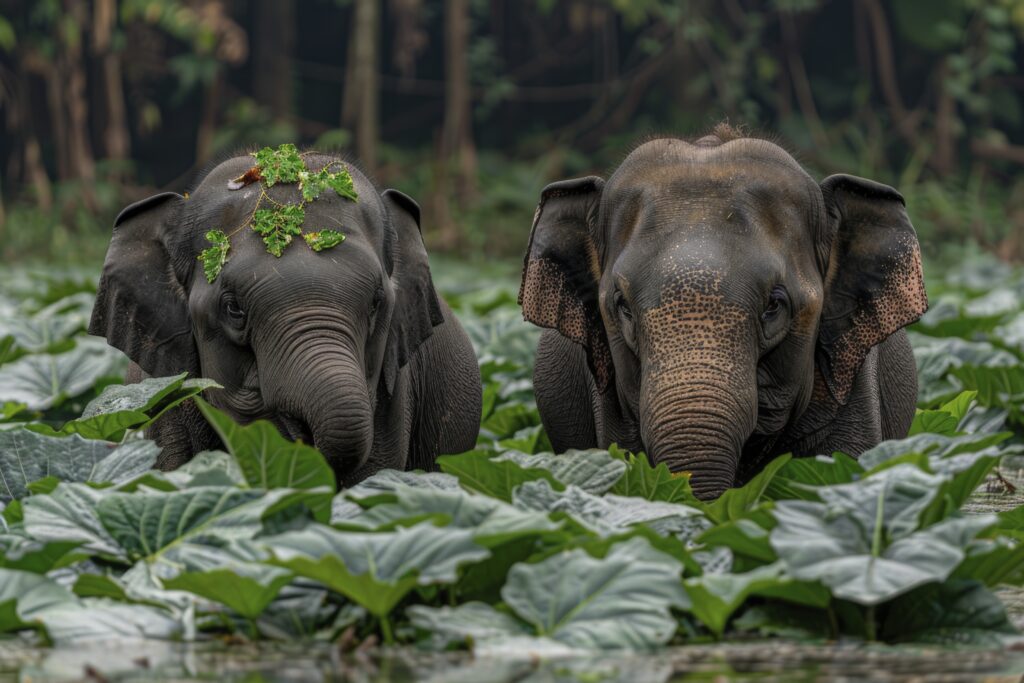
[253,0,294,120]
[63,0,96,188]
[342,0,379,172]
[93,0,131,166]
[195,69,224,165]
[435,0,477,249]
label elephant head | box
[89,152,443,479]
[519,129,928,498]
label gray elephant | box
[519,126,928,499]
[90,150,481,485]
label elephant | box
[89,151,482,485]
[519,126,928,499]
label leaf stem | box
[380,614,395,644]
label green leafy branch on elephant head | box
[197,144,356,283]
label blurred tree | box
[342,0,379,172]
[252,0,294,121]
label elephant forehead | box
[639,269,753,387]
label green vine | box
[198,144,356,283]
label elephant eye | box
[614,290,633,321]
[763,286,788,321]
[613,288,637,351]
[222,294,245,326]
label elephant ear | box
[518,176,612,392]
[816,174,928,404]
[89,192,200,378]
[380,189,445,395]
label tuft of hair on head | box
[693,121,747,147]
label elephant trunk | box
[260,335,373,479]
[640,370,758,501]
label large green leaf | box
[771,465,997,605]
[492,449,626,494]
[513,479,707,541]
[0,340,124,410]
[0,568,77,632]
[501,537,689,648]
[196,399,336,519]
[881,580,1016,645]
[96,487,326,574]
[0,428,158,502]
[265,522,489,617]
[0,534,82,572]
[30,373,218,441]
[609,449,697,504]
[163,565,294,619]
[683,561,829,637]
[699,455,791,524]
[22,483,124,558]
[438,449,560,501]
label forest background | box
[0,0,1022,267]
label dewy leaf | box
[265,521,489,617]
[199,230,230,283]
[303,230,346,252]
[252,204,304,257]
[501,536,689,649]
[252,143,304,186]
[196,398,335,520]
[0,428,158,503]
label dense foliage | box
[0,257,1024,652]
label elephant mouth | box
[276,413,314,446]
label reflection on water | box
[2,640,1023,683]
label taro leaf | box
[859,432,1010,472]
[22,483,123,559]
[163,565,293,619]
[96,487,325,573]
[765,453,864,501]
[408,602,530,649]
[0,311,86,357]
[683,561,830,637]
[302,230,345,252]
[493,449,626,494]
[0,429,159,503]
[32,598,182,644]
[0,568,77,633]
[265,521,489,617]
[337,483,559,546]
[479,403,541,440]
[198,230,230,283]
[497,425,552,455]
[881,580,1016,645]
[196,399,335,519]
[252,204,304,257]
[951,365,1024,422]
[501,536,690,648]
[908,409,961,437]
[952,537,1024,587]
[439,449,560,502]
[252,143,304,186]
[513,479,708,542]
[696,511,778,567]
[0,340,124,410]
[331,469,461,522]
[771,466,997,605]
[162,449,246,488]
[699,455,791,524]
[0,534,81,572]
[609,449,697,504]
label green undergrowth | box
[1,256,1024,651]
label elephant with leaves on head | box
[90,149,481,485]
[519,125,928,499]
